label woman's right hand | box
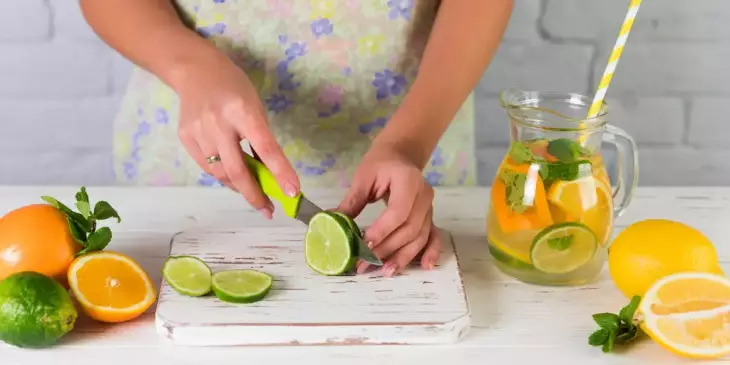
[173,55,299,219]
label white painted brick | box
[474,97,510,147]
[0,96,122,150]
[111,51,135,92]
[637,148,730,186]
[544,0,730,41]
[0,40,110,98]
[479,43,593,95]
[0,0,51,41]
[593,43,730,94]
[51,0,99,40]
[0,149,113,186]
[503,1,541,41]
[688,98,729,147]
[604,96,684,145]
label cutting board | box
[155,227,470,346]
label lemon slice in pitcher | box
[530,222,597,274]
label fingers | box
[197,120,236,191]
[379,212,431,277]
[229,105,300,198]
[364,171,427,244]
[178,121,227,186]
[420,224,442,270]
[337,177,370,219]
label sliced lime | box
[162,256,212,297]
[530,222,597,274]
[488,244,534,271]
[211,269,273,304]
[330,211,361,237]
[305,211,356,276]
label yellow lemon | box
[639,272,730,359]
[608,219,723,299]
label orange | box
[639,272,730,359]
[0,204,82,286]
[67,251,156,323]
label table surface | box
[2,186,730,365]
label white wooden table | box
[2,186,730,365]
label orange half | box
[640,272,730,359]
[68,251,157,323]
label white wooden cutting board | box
[155,227,470,346]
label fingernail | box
[383,265,397,278]
[284,183,298,198]
[356,261,369,274]
[427,260,435,270]
[267,201,275,212]
[367,241,374,249]
[259,207,273,220]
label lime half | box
[162,256,212,297]
[212,270,273,304]
[305,212,356,276]
[530,222,598,274]
[330,211,361,237]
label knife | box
[242,153,383,266]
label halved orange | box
[640,272,730,359]
[67,251,156,323]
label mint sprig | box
[41,186,121,256]
[589,296,642,352]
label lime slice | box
[211,269,273,304]
[488,244,534,271]
[162,256,212,297]
[330,211,361,237]
[305,212,356,276]
[530,222,598,274]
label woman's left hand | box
[336,141,441,277]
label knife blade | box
[242,153,383,266]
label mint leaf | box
[93,201,121,223]
[547,139,591,162]
[615,326,639,344]
[619,296,641,326]
[547,234,573,251]
[602,329,616,353]
[67,218,87,245]
[77,227,112,255]
[499,169,528,214]
[592,313,620,330]
[42,196,93,232]
[589,328,609,346]
[508,142,535,164]
[76,201,91,219]
[75,186,89,203]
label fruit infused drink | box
[487,89,638,285]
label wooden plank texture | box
[155,228,470,346]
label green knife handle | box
[242,153,301,218]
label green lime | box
[162,256,212,297]
[211,269,273,304]
[488,244,534,271]
[0,272,78,348]
[530,222,598,274]
[305,211,356,276]
[330,211,361,237]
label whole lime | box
[0,271,78,348]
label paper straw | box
[587,0,642,119]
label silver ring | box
[205,155,221,164]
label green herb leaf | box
[547,139,591,162]
[76,201,91,219]
[619,296,641,326]
[615,326,639,344]
[589,328,610,346]
[499,169,528,214]
[67,218,87,245]
[41,196,93,232]
[547,234,574,251]
[93,201,121,223]
[508,142,535,164]
[602,328,616,353]
[77,227,112,256]
[539,160,593,185]
[75,186,89,203]
[592,313,620,330]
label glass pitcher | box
[486,88,638,286]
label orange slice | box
[639,272,730,359]
[67,251,156,323]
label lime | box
[0,272,77,348]
[162,256,212,297]
[211,269,273,304]
[530,222,597,274]
[305,212,356,276]
[330,211,361,237]
[488,244,534,271]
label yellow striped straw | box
[587,0,642,119]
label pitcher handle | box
[602,124,639,218]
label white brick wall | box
[0,0,728,186]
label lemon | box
[608,219,723,299]
[547,176,599,217]
[638,272,730,359]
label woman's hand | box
[337,141,441,277]
[175,56,299,219]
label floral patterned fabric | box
[113,0,476,189]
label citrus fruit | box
[547,176,599,217]
[0,271,77,348]
[67,251,156,323]
[530,222,597,274]
[608,219,723,299]
[304,212,356,276]
[212,269,272,304]
[162,256,212,297]
[330,211,361,236]
[0,204,82,286]
[639,272,730,359]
